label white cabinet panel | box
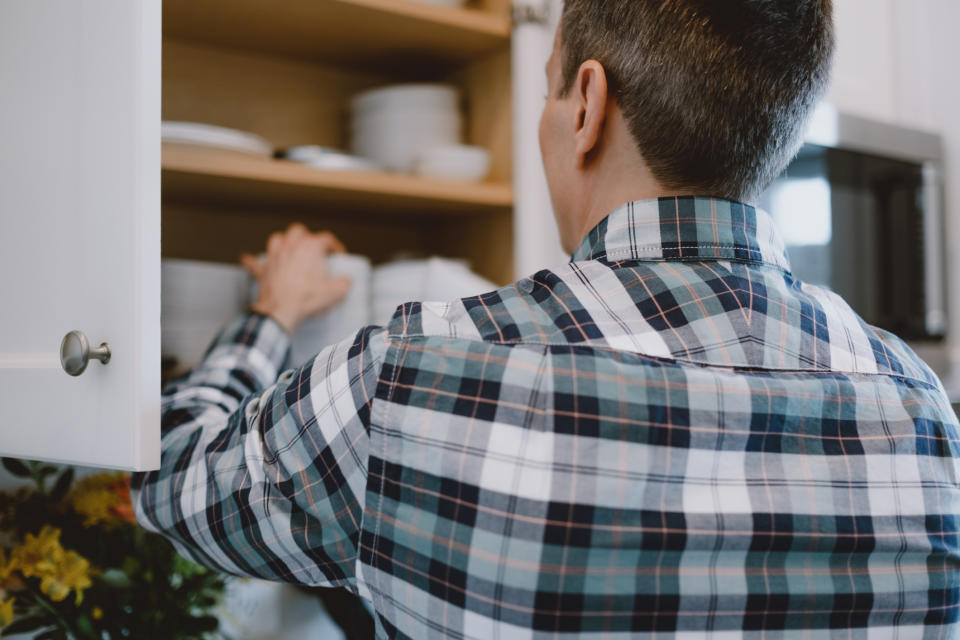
[826,0,898,123]
[0,1,161,469]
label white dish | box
[287,254,372,367]
[352,127,460,173]
[351,111,462,133]
[161,121,273,157]
[416,144,491,182]
[351,84,459,118]
[161,259,252,368]
[281,145,381,172]
[370,257,496,325]
[423,257,496,301]
[371,259,430,324]
[248,254,373,368]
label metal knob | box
[60,331,111,376]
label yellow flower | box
[10,526,63,578]
[0,596,14,628]
[69,472,131,528]
[39,550,92,606]
[92,606,103,620]
[7,526,94,607]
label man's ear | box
[573,60,609,168]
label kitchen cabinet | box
[0,0,562,470]
[827,0,944,131]
[0,1,161,470]
[825,0,898,124]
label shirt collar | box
[570,196,792,272]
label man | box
[134,0,960,637]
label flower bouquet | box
[0,458,225,639]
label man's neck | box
[574,177,687,249]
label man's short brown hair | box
[560,0,834,201]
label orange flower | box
[109,475,137,524]
[69,472,134,528]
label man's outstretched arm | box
[133,311,385,587]
[132,225,385,588]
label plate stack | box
[161,259,252,372]
[371,257,497,325]
[350,84,462,173]
[161,121,273,157]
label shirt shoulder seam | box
[381,333,940,391]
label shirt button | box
[245,397,260,418]
[278,369,295,383]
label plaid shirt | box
[133,197,960,638]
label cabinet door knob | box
[60,331,111,376]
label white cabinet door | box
[825,0,898,123]
[0,1,161,470]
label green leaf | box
[74,614,96,638]
[1,457,32,477]
[49,467,75,502]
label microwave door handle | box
[922,162,947,337]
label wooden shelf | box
[162,0,512,69]
[161,145,514,215]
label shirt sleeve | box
[131,310,387,588]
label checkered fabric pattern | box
[133,197,960,638]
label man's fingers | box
[286,223,308,241]
[316,231,347,254]
[267,231,284,257]
[240,253,264,278]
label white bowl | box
[351,83,459,118]
[351,125,461,173]
[415,145,491,182]
[351,110,462,131]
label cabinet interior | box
[160,0,515,285]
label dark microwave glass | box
[759,144,941,341]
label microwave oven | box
[758,105,947,341]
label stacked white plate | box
[350,84,462,173]
[162,259,252,371]
[162,254,496,373]
[161,121,273,157]
[371,257,496,325]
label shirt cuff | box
[204,310,293,386]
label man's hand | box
[241,223,352,335]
